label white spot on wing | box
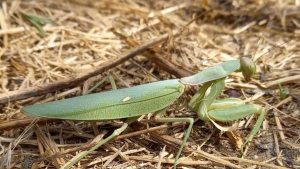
[205,87,211,97]
[122,96,131,102]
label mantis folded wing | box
[23,79,185,120]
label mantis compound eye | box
[240,57,256,82]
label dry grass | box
[0,0,299,168]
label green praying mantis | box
[21,57,265,169]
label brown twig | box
[0,117,59,131]
[112,29,194,78]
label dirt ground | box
[0,0,299,168]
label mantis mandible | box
[21,57,265,168]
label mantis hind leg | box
[63,116,139,169]
[154,107,194,169]
[62,123,128,169]
[84,73,117,94]
[85,74,118,136]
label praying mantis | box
[21,57,265,169]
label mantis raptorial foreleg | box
[188,77,265,152]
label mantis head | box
[240,57,256,82]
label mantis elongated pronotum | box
[22,57,265,169]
